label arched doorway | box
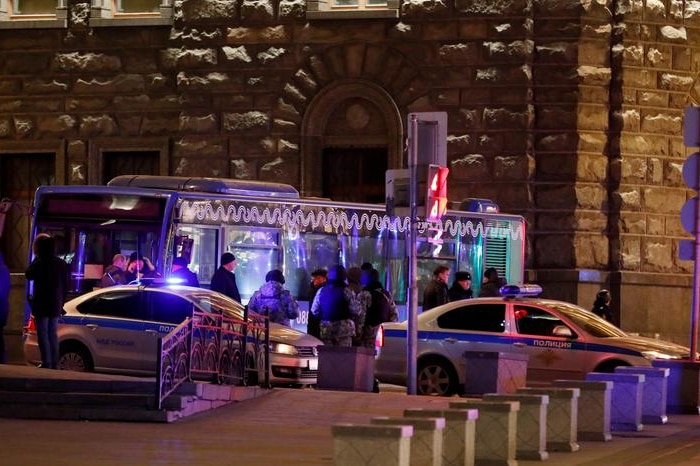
[300,80,404,202]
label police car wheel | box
[417,357,458,396]
[59,344,93,372]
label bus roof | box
[108,175,300,199]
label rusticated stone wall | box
[1,0,699,345]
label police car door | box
[511,304,583,382]
[142,290,195,372]
[434,302,509,380]
[79,290,147,372]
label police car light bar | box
[499,284,543,298]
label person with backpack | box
[247,269,299,326]
[357,268,398,348]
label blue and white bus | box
[28,175,526,331]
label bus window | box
[225,227,281,302]
[282,232,339,300]
[173,226,218,286]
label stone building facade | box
[0,0,698,345]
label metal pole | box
[406,115,419,395]
[692,194,700,361]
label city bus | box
[27,175,526,331]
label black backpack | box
[366,288,392,326]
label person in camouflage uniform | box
[247,269,299,327]
[310,265,362,347]
[357,268,398,348]
[346,266,371,346]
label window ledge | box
[307,9,398,19]
[0,18,66,28]
[90,16,172,27]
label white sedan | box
[375,285,690,396]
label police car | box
[23,284,321,386]
[375,284,691,396]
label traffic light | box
[424,164,449,221]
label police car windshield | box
[187,290,245,320]
[546,302,627,338]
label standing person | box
[0,251,10,364]
[479,267,502,297]
[170,257,199,287]
[592,289,613,322]
[422,265,450,311]
[309,265,361,347]
[346,266,370,346]
[306,268,327,338]
[247,269,299,326]
[25,234,68,369]
[358,268,398,348]
[126,253,156,283]
[210,252,241,302]
[448,271,473,301]
[98,253,128,288]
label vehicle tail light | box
[23,316,36,335]
[375,325,384,348]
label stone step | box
[0,402,174,422]
[0,376,156,395]
[0,390,190,410]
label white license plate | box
[308,359,318,371]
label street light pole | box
[406,114,419,395]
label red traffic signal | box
[425,164,449,221]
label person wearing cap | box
[422,265,450,311]
[448,270,473,301]
[210,252,241,302]
[306,268,327,338]
[309,264,362,347]
[247,269,299,326]
[479,267,502,297]
[591,289,613,322]
[170,256,199,288]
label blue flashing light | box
[166,277,186,285]
[499,284,543,298]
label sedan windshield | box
[546,302,627,337]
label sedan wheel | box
[417,359,457,396]
[59,347,92,372]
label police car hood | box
[270,323,323,347]
[605,334,690,358]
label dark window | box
[322,148,387,203]
[514,306,567,337]
[436,304,505,333]
[76,291,145,320]
[103,150,159,184]
[148,291,193,324]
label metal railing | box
[156,310,270,410]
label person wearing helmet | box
[592,289,613,322]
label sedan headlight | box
[641,350,682,360]
[270,342,299,356]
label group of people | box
[98,252,158,287]
[422,265,504,311]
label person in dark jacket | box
[0,251,10,364]
[479,267,503,297]
[591,289,613,322]
[248,269,299,326]
[448,270,473,301]
[170,256,199,287]
[25,234,68,369]
[98,253,128,288]
[309,265,361,347]
[210,252,241,302]
[357,268,398,348]
[422,265,450,311]
[306,268,327,338]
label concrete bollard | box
[483,393,549,461]
[332,423,413,466]
[615,366,669,424]
[517,387,580,452]
[449,400,519,466]
[587,372,644,432]
[463,351,529,395]
[404,408,478,466]
[372,416,446,466]
[553,379,612,441]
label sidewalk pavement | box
[1,384,700,466]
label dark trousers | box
[36,316,59,369]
